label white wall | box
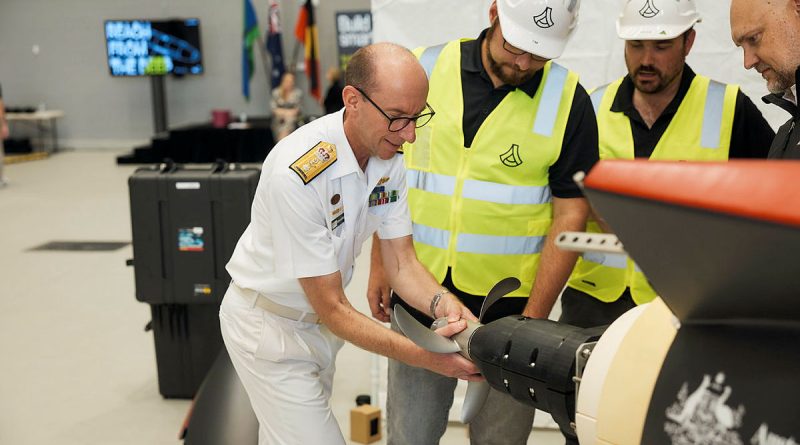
[0,0,368,150]
[2,0,779,150]
[372,0,787,130]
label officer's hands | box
[419,349,483,382]
[367,261,392,322]
[432,318,468,337]
[424,316,483,381]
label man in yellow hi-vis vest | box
[564,0,774,330]
[369,1,598,444]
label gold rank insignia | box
[290,141,338,184]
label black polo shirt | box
[610,65,774,158]
[460,29,598,199]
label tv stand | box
[151,76,168,134]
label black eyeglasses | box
[354,86,435,132]
[502,37,550,62]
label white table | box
[6,110,65,152]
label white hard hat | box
[496,0,581,60]
[616,0,701,40]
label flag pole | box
[290,0,305,73]
[257,34,273,91]
[290,39,302,73]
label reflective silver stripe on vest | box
[409,171,551,206]
[419,44,447,79]
[413,223,450,250]
[406,170,456,196]
[413,223,545,255]
[590,85,608,114]
[582,252,628,270]
[532,63,569,137]
[458,233,545,255]
[701,80,727,149]
[462,179,552,205]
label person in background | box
[564,0,774,330]
[271,72,303,141]
[369,1,598,444]
[0,83,8,188]
[323,66,345,114]
[731,0,800,158]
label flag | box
[242,0,261,100]
[266,0,286,89]
[294,0,321,100]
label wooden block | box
[350,405,381,444]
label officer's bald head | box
[341,42,430,164]
[345,42,427,97]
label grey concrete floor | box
[0,151,566,444]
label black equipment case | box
[129,161,260,305]
[128,161,260,398]
[149,304,225,398]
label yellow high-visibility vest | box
[568,74,738,304]
[406,40,579,297]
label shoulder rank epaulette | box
[289,141,337,184]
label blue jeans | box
[386,321,535,445]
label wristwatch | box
[429,288,451,318]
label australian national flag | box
[266,0,286,89]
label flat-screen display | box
[104,18,203,77]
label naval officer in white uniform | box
[219,43,482,445]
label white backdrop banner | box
[372,0,786,129]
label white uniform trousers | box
[219,284,346,445]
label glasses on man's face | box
[502,37,550,62]
[354,86,435,132]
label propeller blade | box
[479,277,522,322]
[393,305,461,353]
[461,381,492,423]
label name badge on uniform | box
[369,186,399,207]
[329,193,345,232]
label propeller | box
[393,277,522,423]
[479,277,521,322]
[394,305,460,353]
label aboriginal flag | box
[294,0,321,100]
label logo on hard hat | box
[533,7,554,29]
[639,0,660,19]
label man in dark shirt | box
[731,0,800,159]
[368,1,597,444]
[322,67,344,114]
[565,0,774,330]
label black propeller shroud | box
[470,317,605,439]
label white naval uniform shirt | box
[226,109,412,312]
